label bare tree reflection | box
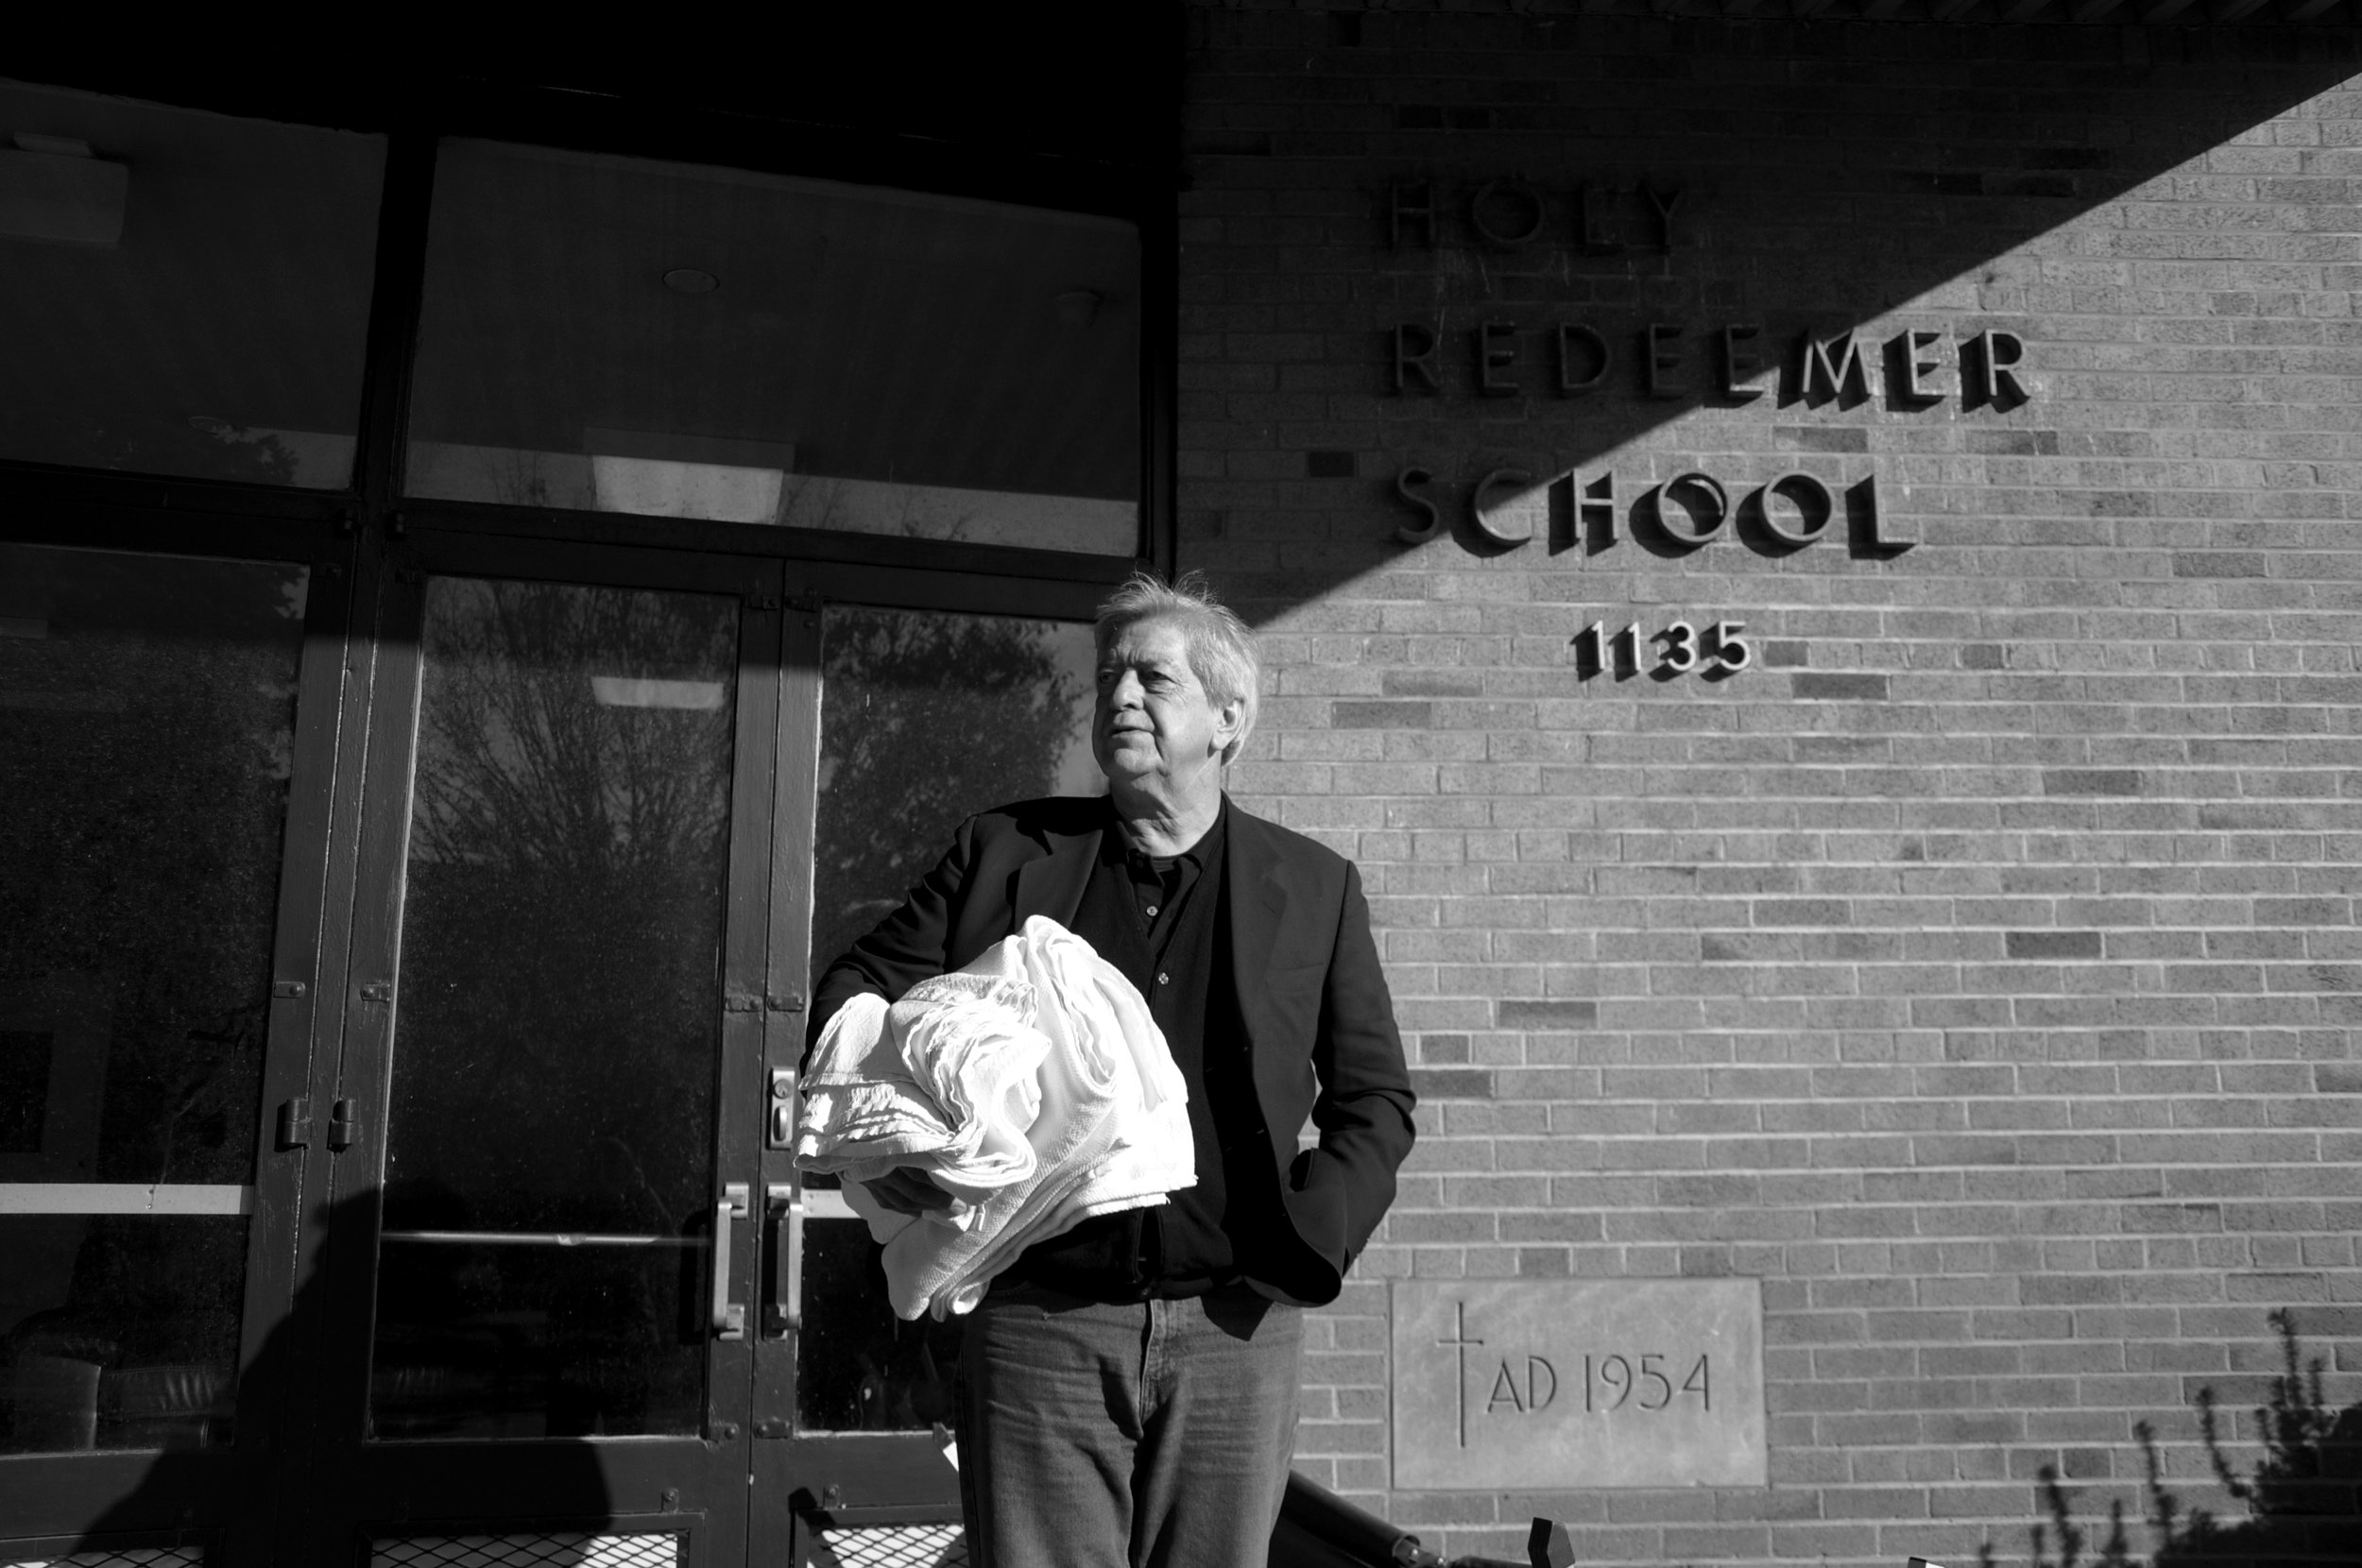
[380,579,738,1438]
[0,551,305,1452]
[798,606,1087,1435]
[811,607,1087,982]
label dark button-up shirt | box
[1012,800,1282,1299]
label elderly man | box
[809,571,1416,1568]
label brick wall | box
[1178,7,2362,1564]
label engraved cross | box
[1436,1301,1484,1449]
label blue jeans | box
[955,1282,1304,1568]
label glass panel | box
[0,544,310,1452]
[405,141,1139,554]
[797,605,1094,1429]
[795,1219,960,1433]
[0,80,385,486]
[810,606,1097,983]
[371,577,738,1440]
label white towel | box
[890,966,1052,1203]
[796,992,962,1168]
[796,916,1196,1320]
[796,968,1053,1227]
[925,917,1195,1314]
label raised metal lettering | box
[1972,327,2028,402]
[1645,323,1684,400]
[1897,328,1945,404]
[1556,324,1609,395]
[1797,330,1872,402]
[1395,466,1445,545]
[1390,180,1434,249]
[1653,471,1729,549]
[1393,323,1441,393]
[1758,470,1835,548]
[1575,181,1624,254]
[1471,469,1539,547]
[1718,325,1765,402]
[1479,321,1520,397]
[1641,182,1682,254]
[1470,179,1547,247]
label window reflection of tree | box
[800,607,1086,1434]
[399,579,734,1237]
[380,580,736,1439]
[812,608,1086,982]
[0,553,303,1451]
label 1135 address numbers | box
[1571,619,1750,680]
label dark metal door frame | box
[0,518,1105,1565]
[292,527,791,1566]
[0,504,363,1562]
[749,589,969,1565]
[0,51,1168,1560]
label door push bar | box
[768,1184,803,1337]
[764,1068,804,1338]
[713,1180,810,1343]
[711,1182,750,1340]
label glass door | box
[0,61,1152,1568]
[0,536,351,1564]
[750,599,1098,1567]
[0,70,387,1563]
[296,550,1104,1568]
[301,537,786,1568]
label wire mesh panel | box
[370,1536,680,1568]
[805,1524,967,1568]
[3,1551,205,1568]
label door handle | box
[768,1068,796,1151]
[765,1184,802,1337]
[712,1183,749,1340]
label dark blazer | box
[809,795,1416,1306]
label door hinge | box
[754,1417,792,1440]
[769,991,805,1014]
[745,591,781,612]
[276,1097,314,1150]
[359,980,393,1003]
[328,1098,360,1150]
[271,979,307,999]
[724,992,762,1014]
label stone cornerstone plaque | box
[1391,1279,1765,1490]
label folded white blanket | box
[796,916,1195,1320]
